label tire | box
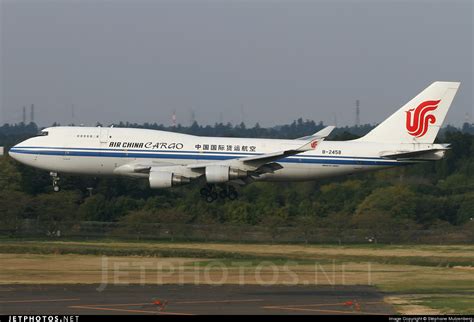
[200,188,210,197]
[53,185,60,192]
[206,195,214,203]
[219,190,228,199]
[228,191,238,200]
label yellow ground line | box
[69,305,193,315]
[0,298,80,303]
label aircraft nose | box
[8,144,20,160]
[8,140,30,161]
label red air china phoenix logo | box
[310,140,318,149]
[405,99,441,138]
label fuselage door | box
[99,127,109,144]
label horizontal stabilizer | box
[380,147,450,161]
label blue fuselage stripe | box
[10,146,388,160]
[9,147,405,166]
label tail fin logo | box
[405,100,441,137]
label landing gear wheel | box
[227,186,238,200]
[205,195,214,203]
[219,189,228,199]
[200,187,210,197]
[50,172,61,193]
[202,184,217,202]
[228,190,238,200]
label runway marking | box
[0,298,80,304]
[69,305,193,315]
[176,299,265,304]
[73,298,264,307]
[73,302,151,307]
[263,306,383,315]
[265,301,385,308]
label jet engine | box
[205,165,247,183]
[149,171,190,188]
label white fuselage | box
[8,126,434,182]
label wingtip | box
[432,81,461,88]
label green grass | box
[0,240,472,267]
[1,236,473,248]
[0,242,263,260]
[418,295,474,314]
[380,279,474,294]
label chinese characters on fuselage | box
[194,144,256,152]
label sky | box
[0,0,472,128]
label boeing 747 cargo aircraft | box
[9,81,460,202]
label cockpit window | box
[40,131,49,136]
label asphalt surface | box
[0,284,395,315]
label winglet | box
[313,126,335,138]
[296,126,335,140]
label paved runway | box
[0,284,395,315]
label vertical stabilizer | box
[358,82,460,143]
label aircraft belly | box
[257,163,387,182]
[33,154,118,175]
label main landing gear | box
[50,172,61,192]
[200,184,238,203]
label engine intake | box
[205,165,247,183]
[149,171,190,188]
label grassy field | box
[0,239,473,314]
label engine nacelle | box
[205,165,247,183]
[149,171,190,189]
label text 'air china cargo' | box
[9,81,460,202]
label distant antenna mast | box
[30,104,35,124]
[172,110,177,127]
[355,99,360,127]
[22,106,26,123]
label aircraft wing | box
[113,160,178,177]
[114,138,321,181]
[188,138,320,172]
[296,126,335,140]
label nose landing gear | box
[200,184,238,202]
[50,172,61,192]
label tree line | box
[0,120,473,241]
